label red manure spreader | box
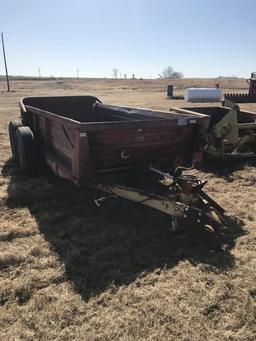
[9,95,229,234]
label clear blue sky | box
[0,0,255,78]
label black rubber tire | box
[8,120,23,162]
[16,126,37,176]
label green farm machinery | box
[170,100,256,160]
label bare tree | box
[171,71,184,78]
[161,66,184,79]
[162,66,174,79]
[113,68,119,78]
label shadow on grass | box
[201,156,256,178]
[2,159,245,301]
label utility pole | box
[76,69,79,79]
[1,33,10,92]
[38,67,41,78]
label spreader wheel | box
[8,120,23,162]
[16,126,37,176]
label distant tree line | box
[112,66,184,79]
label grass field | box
[0,78,255,340]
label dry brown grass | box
[0,78,256,340]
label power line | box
[1,32,10,92]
